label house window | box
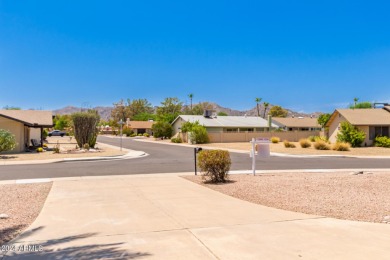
[369,126,390,140]
[240,128,254,132]
[226,128,238,132]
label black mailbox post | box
[194,147,203,175]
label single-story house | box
[172,115,278,135]
[326,108,390,146]
[272,117,321,131]
[0,110,53,153]
[126,120,154,135]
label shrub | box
[198,150,231,183]
[130,133,137,137]
[375,136,390,148]
[83,143,90,150]
[308,136,317,142]
[332,142,350,151]
[71,111,100,148]
[53,142,60,154]
[299,139,311,148]
[270,137,280,143]
[189,124,209,144]
[143,133,150,137]
[314,140,331,150]
[171,137,182,143]
[138,133,143,136]
[43,143,48,148]
[152,121,173,139]
[283,140,296,148]
[122,127,133,137]
[36,147,43,153]
[314,136,329,142]
[0,129,17,153]
[43,129,48,139]
[336,121,366,147]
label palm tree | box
[263,102,269,118]
[353,97,359,109]
[255,97,262,117]
[188,93,194,112]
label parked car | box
[48,130,66,137]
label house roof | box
[384,106,390,112]
[0,110,53,127]
[326,108,390,127]
[173,115,278,128]
[272,117,321,128]
[128,121,154,129]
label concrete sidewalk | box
[2,174,390,259]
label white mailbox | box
[250,138,271,175]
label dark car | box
[48,130,66,137]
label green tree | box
[128,99,153,118]
[152,121,173,138]
[263,102,269,118]
[217,112,228,116]
[269,106,288,117]
[71,111,100,148]
[53,114,72,130]
[111,99,131,122]
[132,112,157,121]
[353,97,359,109]
[336,121,366,147]
[180,121,209,144]
[3,106,21,110]
[156,97,183,123]
[255,97,262,117]
[0,129,17,153]
[317,113,331,128]
[349,102,372,109]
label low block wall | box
[207,131,321,143]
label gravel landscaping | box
[184,172,390,223]
[0,182,52,245]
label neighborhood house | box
[126,120,154,135]
[327,106,390,146]
[0,110,53,153]
[272,117,321,131]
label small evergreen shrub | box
[314,136,329,142]
[190,124,209,144]
[36,147,43,153]
[138,133,143,136]
[152,121,173,138]
[122,127,133,137]
[375,136,390,148]
[308,136,317,142]
[271,136,280,143]
[299,139,311,148]
[332,142,350,151]
[283,140,296,148]
[171,137,182,143]
[336,121,365,147]
[130,133,137,137]
[143,133,150,137]
[0,129,17,153]
[314,140,331,150]
[83,143,90,150]
[198,150,231,183]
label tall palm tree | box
[353,97,359,109]
[255,97,262,117]
[263,102,269,118]
[188,93,194,112]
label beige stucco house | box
[0,110,53,153]
[171,115,277,135]
[126,121,154,135]
[272,117,321,131]
[326,107,390,146]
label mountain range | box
[53,103,323,121]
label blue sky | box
[1,1,389,113]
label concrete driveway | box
[2,174,390,259]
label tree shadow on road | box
[3,226,151,259]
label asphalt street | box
[0,135,389,181]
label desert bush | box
[36,147,43,153]
[336,121,365,147]
[0,129,16,153]
[152,121,173,138]
[130,133,137,137]
[71,111,100,148]
[122,127,133,137]
[189,124,209,144]
[53,142,60,154]
[83,143,90,150]
[43,129,48,139]
[314,140,331,150]
[299,139,311,148]
[138,133,143,136]
[308,136,317,142]
[198,150,231,183]
[375,136,390,148]
[143,133,150,137]
[284,140,296,148]
[332,142,350,151]
[270,136,280,143]
[171,137,182,143]
[314,136,329,142]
